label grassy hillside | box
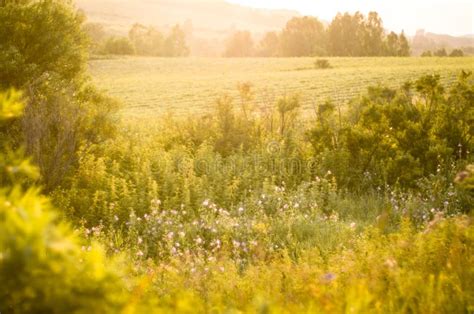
[89,56,474,117]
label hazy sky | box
[228,0,473,36]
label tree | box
[434,48,448,57]
[224,31,254,57]
[328,12,366,56]
[0,0,88,89]
[280,16,326,57]
[450,49,464,57]
[0,1,119,190]
[362,12,385,56]
[385,32,399,56]
[103,36,135,55]
[164,24,190,57]
[257,31,280,57]
[0,89,127,313]
[398,31,410,56]
[421,50,432,57]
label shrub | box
[450,49,464,57]
[0,90,127,313]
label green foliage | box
[103,36,135,55]
[421,50,433,57]
[0,0,119,191]
[314,59,331,69]
[450,49,464,57]
[0,90,126,313]
[435,48,448,57]
[0,0,88,89]
[308,71,474,190]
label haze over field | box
[76,0,473,36]
[76,0,474,56]
[229,0,474,36]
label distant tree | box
[257,31,280,57]
[224,31,254,57]
[328,12,410,57]
[328,12,365,56]
[280,16,326,57]
[164,24,190,57]
[385,32,399,56]
[129,23,153,55]
[434,48,448,57]
[450,49,464,57]
[83,23,106,54]
[421,50,433,57]
[362,12,385,56]
[398,31,410,56]
[103,37,135,55]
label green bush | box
[0,90,126,313]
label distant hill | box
[75,0,300,56]
[411,30,474,55]
[76,0,298,37]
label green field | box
[89,57,474,117]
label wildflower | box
[238,207,244,213]
[350,222,356,229]
[322,273,336,283]
[137,250,144,257]
[178,231,186,238]
[202,199,210,207]
[195,237,203,245]
[114,215,119,222]
[167,231,174,239]
[138,237,143,244]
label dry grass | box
[89,56,474,117]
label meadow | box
[1,1,474,313]
[89,56,474,116]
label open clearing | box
[89,57,474,117]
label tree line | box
[225,12,410,57]
[84,23,190,57]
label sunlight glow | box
[227,0,474,36]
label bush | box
[103,37,135,55]
[315,59,331,69]
[450,49,464,57]
[421,50,432,57]
[0,90,126,313]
